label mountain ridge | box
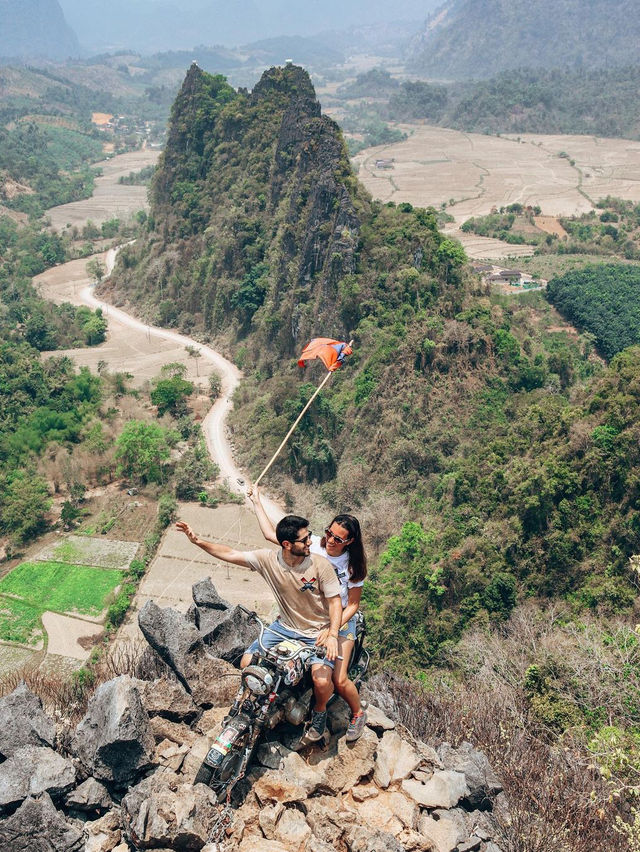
[0,0,79,61]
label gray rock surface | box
[0,745,76,811]
[438,741,503,809]
[72,675,155,787]
[65,777,113,812]
[122,768,220,849]
[0,792,84,851]
[0,682,56,759]
[192,577,230,610]
[139,675,200,722]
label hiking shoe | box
[305,709,327,742]
[346,709,367,742]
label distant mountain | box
[409,0,640,79]
[0,0,79,60]
[59,0,438,54]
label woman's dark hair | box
[322,514,367,583]
[276,515,309,546]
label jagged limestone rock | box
[65,776,113,813]
[418,812,464,852]
[83,808,122,852]
[374,729,422,788]
[71,675,155,787]
[438,741,503,809]
[121,768,220,849]
[138,599,241,704]
[0,745,76,811]
[192,577,230,610]
[139,675,200,723]
[0,682,56,758]
[402,770,469,809]
[197,604,260,665]
[0,791,84,851]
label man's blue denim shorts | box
[245,620,334,669]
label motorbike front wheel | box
[194,748,244,802]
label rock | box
[199,605,260,666]
[374,729,422,788]
[122,769,221,850]
[139,675,200,723]
[154,737,190,772]
[195,706,229,735]
[253,750,324,802]
[457,839,482,852]
[402,770,468,809]
[438,741,503,809]
[351,783,379,802]
[354,790,418,835]
[65,777,113,812]
[309,726,378,794]
[327,695,351,735]
[71,675,155,788]
[366,703,397,732]
[346,825,408,852]
[236,839,290,852]
[84,809,122,852]
[258,801,285,839]
[137,600,205,693]
[192,577,230,610]
[0,682,56,759]
[0,792,84,851]
[150,715,197,746]
[274,805,312,850]
[0,745,76,811]
[181,731,220,784]
[304,795,356,847]
[184,651,242,708]
[418,813,464,852]
[256,740,294,770]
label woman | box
[248,486,368,742]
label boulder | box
[71,675,155,787]
[402,770,468,809]
[0,682,55,759]
[256,740,294,770]
[438,741,503,809]
[139,675,200,723]
[418,813,464,852]
[374,729,422,788]
[366,703,396,733]
[0,792,84,851]
[192,577,230,610]
[253,750,325,802]
[198,605,260,665]
[346,825,407,852]
[84,809,123,852]
[273,806,312,850]
[304,795,356,847]
[137,600,241,705]
[121,769,221,850]
[65,777,113,813]
[0,745,76,811]
[309,726,378,794]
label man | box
[176,514,342,743]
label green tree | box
[0,473,52,542]
[115,420,170,483]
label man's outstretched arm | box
[176,521,251,568]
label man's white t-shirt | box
[310,535,364,608]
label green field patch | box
[35,536,139,570]
[0,561,123,630]
[0,597,44,645]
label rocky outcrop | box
[71,675,155,788]
[0,578,508,851]
[0,681,56,759]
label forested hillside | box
[410,0,640,78]
[0,0,79,61]
[106,64,640,672]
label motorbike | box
[194,605,369,803]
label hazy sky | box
[59,0,439,53]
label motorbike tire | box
[194,762,215,787]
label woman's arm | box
[247,485,279,545]
[341,586,362,627]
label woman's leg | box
[333,637,362,716]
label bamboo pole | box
[253,339,353,488]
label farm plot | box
[35,535,139,570]
[0,560,123,644]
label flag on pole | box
[297,338,353,372]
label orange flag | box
[298,338,353,372]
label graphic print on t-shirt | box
[299,576,317,592]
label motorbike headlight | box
[242,665,273,696]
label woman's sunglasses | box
[324,528,350,545]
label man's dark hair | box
[276,515,309,546]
